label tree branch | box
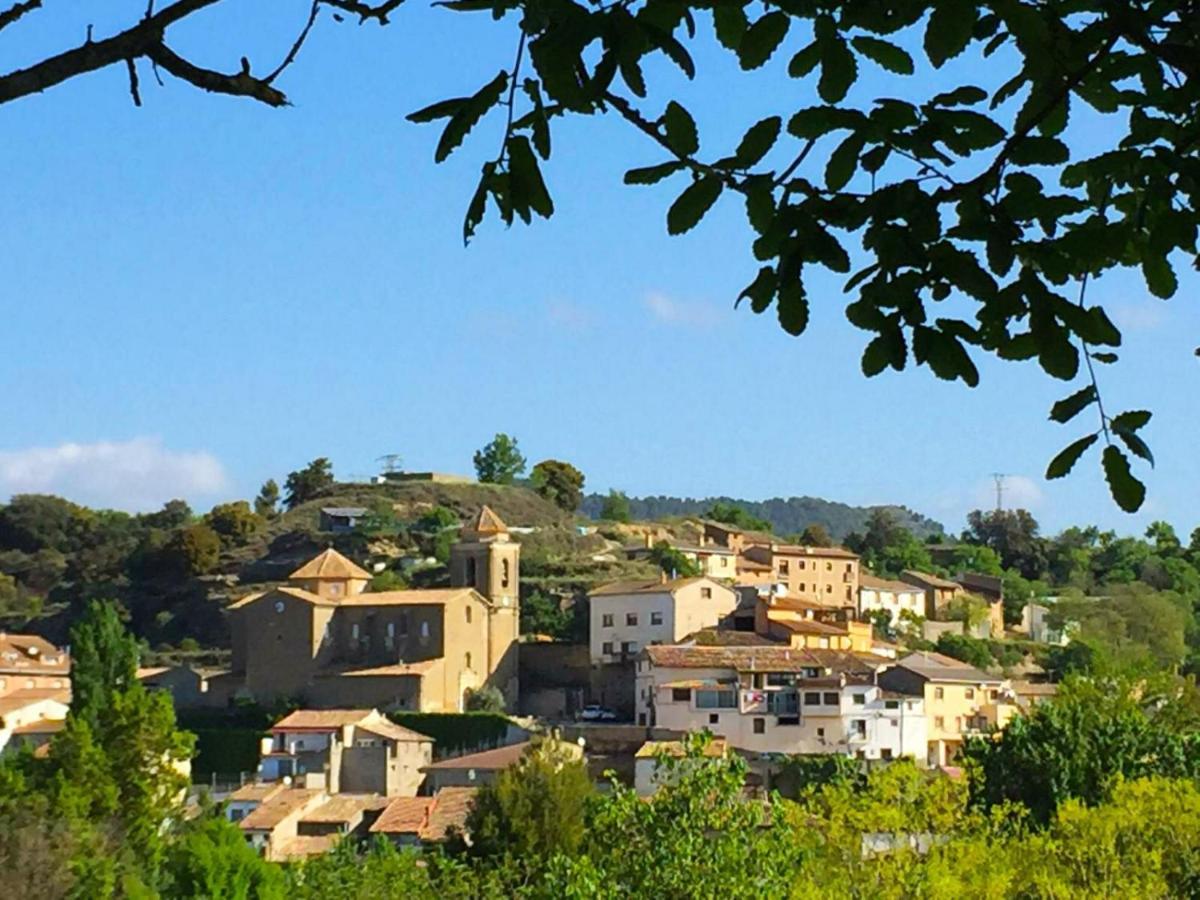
[267,0,320,84]
[318,0,403,25]
[0,0,41,33]
[146,43,288,106]
[126,57,142,106]
[0,0,223,105]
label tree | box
[254,479,280,518]
[164,816,284,900]
[284,458,334,509]
[473,434,526,485]
[141,499,193,531]
[599,490,631,523]
[796,523,833,547]
[165,524,221,576]
[963,509,1047,580]
[204,501,264,547]
[69,600,141,732]
[530,460,585,512]
[935,632,993,670]
[466,736,593,859]
[705,501,771,533]
[648,542,702,579]
[464,685,506,713]
[962,677,1200,825]
[519,591,573,640]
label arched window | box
[501,558,510,588]
[465,605,472,624]
[465,557,477,585]
[465,652,472,669]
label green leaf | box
[663,101,699,156]
[507,135,554,219]
[861,327,906,375]
[734,117,782,167]
[787,106,863,139]
[462,167,490,244]
[788,41,821,78]
[522,80,551,160]
[851,36,914,75]
[408,97,468,123]
[713,5,748,51]
[1008,136,1069,166]
[1118,431,1154,466]
[1048,385,1097,423]
[1110,410,1151,433]
[1102,445,1146,513]
[743,177,775,234]
[1091,352,1118,364]
[434,70,508,163]
[818,37,858,103]
[667,176,723,235]
[776,278,809,335]
[924,2,976,68]
[1141,255,1177,298]
[825,133,865,191]
[737,265,776,313]
[738,11,789,70]
[913,326,980,386]
[930,85,987,107]
[1045,434,1098,479]
[624,161,684,185]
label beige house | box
[588,577,738,664]
[226,783,390,861]
[899,570,964,619]
[753,595,875,653]
[228,506,520,712]
[739,545,860,609]
[878,652,1016,767]
[625,537,738,581]
[0,632,70,697]
[258,708,434,796]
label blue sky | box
[1,2,1196,536]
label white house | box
[858,574,926,623]
[588,577,738,664]
[1021,601,1071,645]
[635,645,925,763]
[633,738,729,796]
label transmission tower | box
[377,454,403,474]
[990,473,1009,511]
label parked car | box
[578,704,617,721]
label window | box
[852,693,866,705]
[465,606,472,624]
[753,717,766,734]
[825,584,833,593]
[385,622,395,650]
[709,713,719,724]
[650,611,663,626]
[890,719,898,728]
[464,652,472,669]
[850,719,867,738]
[328,582,342,596]
[672,687,691,702]
[823,692,839,705]
[696,690,737,709]
[799,560,806,570]
[798,583,806,592]
[846,563,852,572]
[990,689,999,700]
[351,623,360,640]
[602,614,614,627]
[701,587,712,599]
[934,716,945,729]
[626,612,638,626]
[935,687,945,699]
[720,557,728,568]
[779,560,790,575]
[884,700,899,709]
[602,642,614,655]
[881,748,894,760]
[621,641,638,654]
[826,562,832,571]
[964,688,974,700]
[803,692,821,706]
[501,558,510,588]
[419,621,430,642]
[465,557,476,585]
[816,727,825,739]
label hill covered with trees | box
[580,493,944,541]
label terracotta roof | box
[136,666,171,679]
[463,505,508,538]
[370,796,434,834]
[289,548,372,581]
[771,545,859,559]
[239,789,325,830]
[420,787,477,842]
[358,719,434,744]
[591,577,717,597]
[230,586,478,611]
[320,660,438,678]
[735,558,773,572]
[423,741,529,772]
[893,651,1001,684]
[860,573,922,592]
[635,738,728,759]
[302,794,388,824]
[0,688,71,716]
[229,783,287,803]
[765,596,828,611]
[272,835,340,859]
[901,570,961,590]
[0,633,70,675]
[772,619,848,636]
[644,644,884,675]
[272,709,374,731]
[658,678,736,690]
[679,629,785,647]
[11,718,66,735]
[1011,680,1058,696]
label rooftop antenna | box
[990,473,1008,511]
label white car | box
[579,704,617,721]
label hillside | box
[579,494,944,541]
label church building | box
[228,506,520,712]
